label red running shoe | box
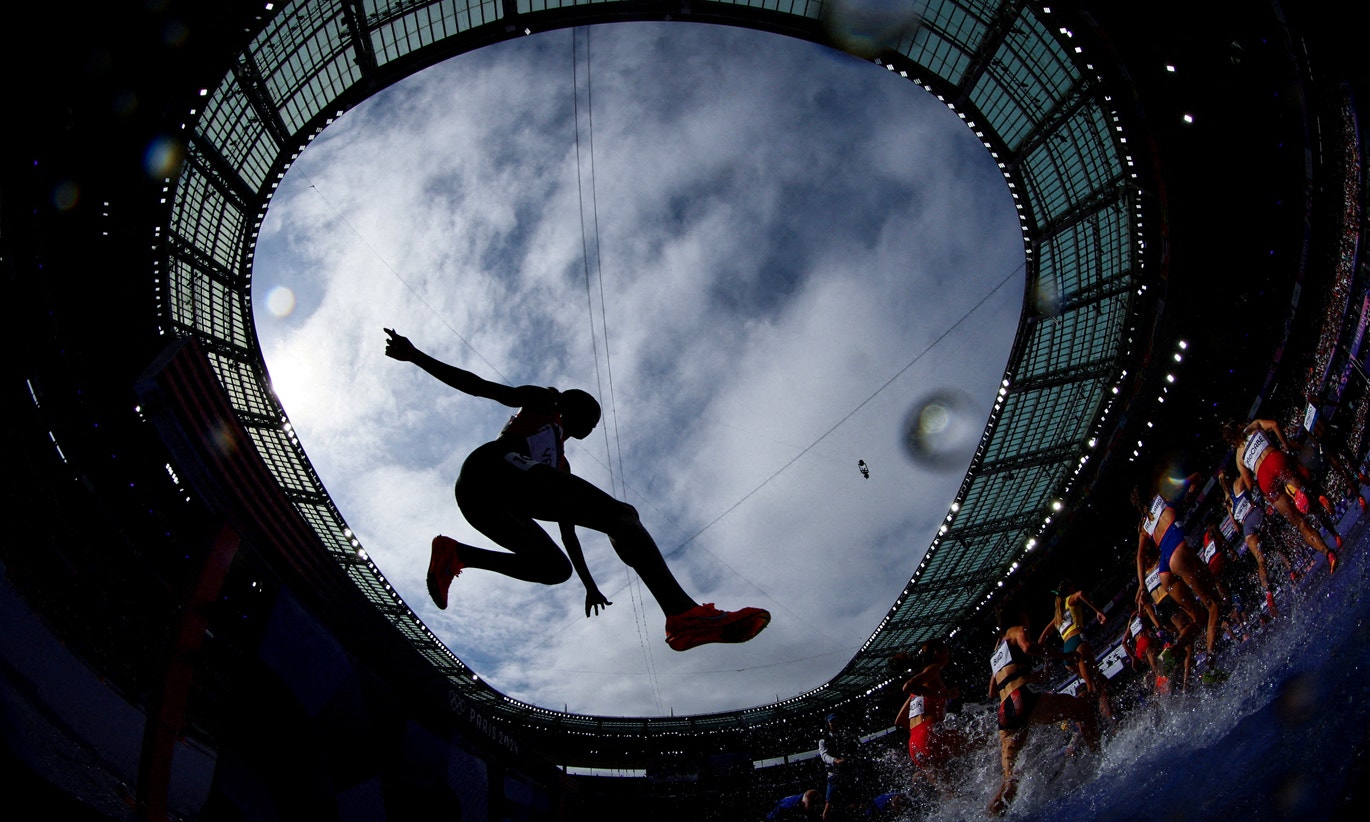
[1265,590,1278,618]
[427,535,465,609]
[665,603,770,651]
[1327,549,1338,575]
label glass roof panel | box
[160,0,1142,752]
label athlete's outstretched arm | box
[1077,592,1107,623]
[384,328,546,408]
[1234,439,1257,489]
[1136,586,1162,631]
[1216,469,1236,511]
[561,521,611,617]
[895,695,913,729]
[1036,620,1056,646]
[1013,625,1069,662]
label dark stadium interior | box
[5,1,1367,818]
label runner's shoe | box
[1200,668,1229,685]
[1265,590,1278,618]
[427,535,465,610]
[665,603,770,651]
[1327,549,1338,575]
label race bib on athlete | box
[1146,565,1164,599]
[1200,540,1218,564]
[1233,495,1252,524]
[1130,615,1144,637]
[524,424,560,468]
[1058,609,1075,637]
[990,640,1013,676]
[505,453,540,471]
[908,695,926,719]
[1142,494,1166,537]
[1304,404,1318,432]
[1243,430,1270,471]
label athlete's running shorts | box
[997,687,1038,732]
[1158,523,1185,574]
[1255,450,1294,498]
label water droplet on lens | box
[265,285,297,318]
[51,181,80,211]
[1034,276,1061,318]
[903,389,977,470]
[823,0,925,59]
[144,136,184,179]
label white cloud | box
[253,22,1021,717]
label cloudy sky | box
[251,21,1023,717]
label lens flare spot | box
[1034,276,1061,319]
[144,136,184,179]
[822,0,925,59]
[265,285,297,318]
[1158,463,1193,504]
[111,89,139,117]
[162,20,190,47]
[51,181,80,211]
[903,389,977,470]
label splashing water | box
[868,505,1369,820]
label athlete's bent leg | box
[1170,547,1223,654]
[453,506,575,585]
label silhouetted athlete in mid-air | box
[384,328,770,651]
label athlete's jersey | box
[990,634,1034,704]
[1141,494,1167,538]
[907,691,948,727]
[1057,593,1087,641]
[499,403,566,469]
[1232,487,1256,524]
[990,639,1015,679]
[1199,534,1219,564]
[1242,429,1271,472]
[1057,607,1077,640]
[1145,563,1167,603]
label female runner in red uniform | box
[1227,418,1338,574]
[893,641,970,796]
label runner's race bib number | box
[990,640,1012,676]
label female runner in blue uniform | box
[1134,486,1225,656]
